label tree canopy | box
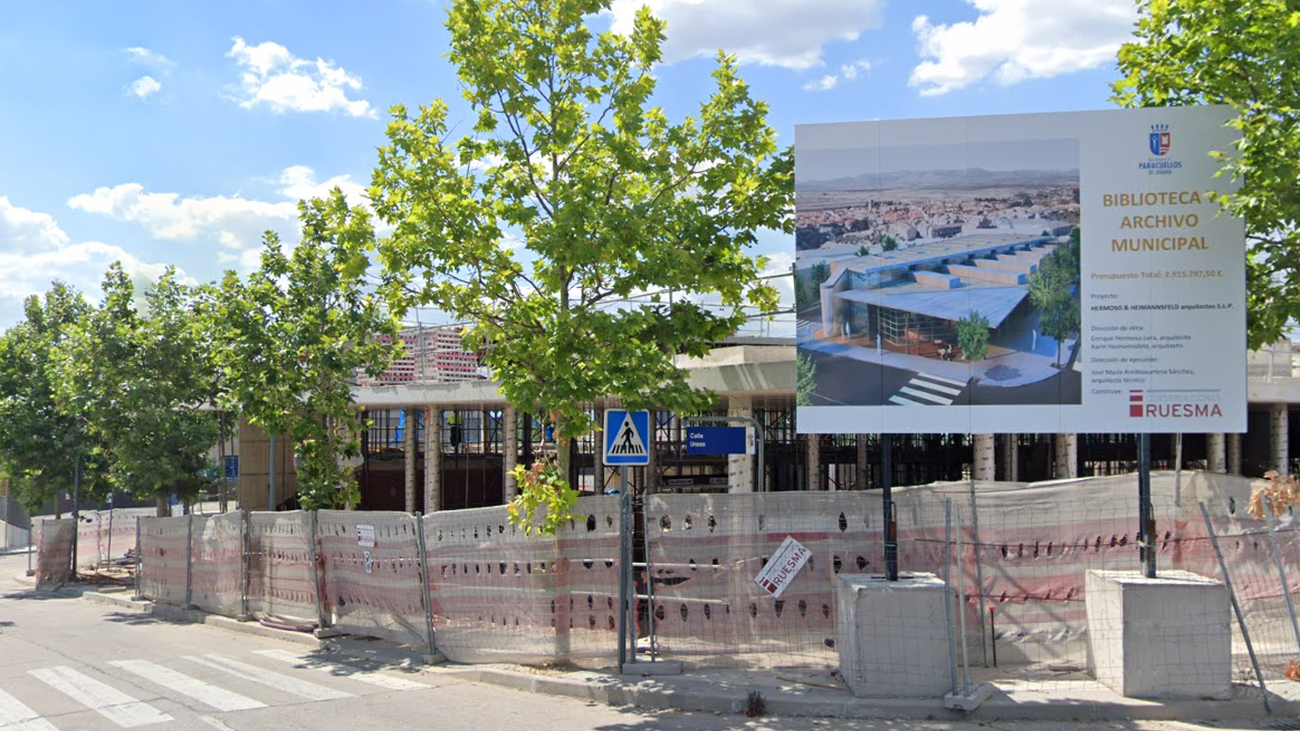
[1027,245,1080,367]
[1114,0,1300,348]
[204,191,398,510]
[52,265,216,513]
[371,0,792,497]
[0,283,100,514]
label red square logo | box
[1130,405,1143,417]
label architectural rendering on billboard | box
[795,107,1245,434]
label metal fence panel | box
[423,495,620,665]
[317,510,427,647]
[247,511,318,625]
[190,513,243,617]
[34,519,74,588]
[76,508,151,569]
[138,516,189,606]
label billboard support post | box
[1138,433,1156,578]
[882,434,897,581]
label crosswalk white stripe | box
[914,371,968,388]
[109,660,266,712]
[183,655,352,701]
[910,379,961,396]
[898,387,953,405]
[29,667,172,728]
[198,716,238,731]
[253,650,427,691]
[0,687,58,731]
[888,395,924,405]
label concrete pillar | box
[728,396,754,493]
[1055,433,1078,479]
[807,435,823,491]
[856,435,869,490]
[647,410,659,494]
[819,279,836,336]
[1206,433,1227,473]
[1227,432,1242,476]
[973,434,995,481]
[425,407,441,513]
[503,404,518,502]
[404,407,419,513]
[1001,434,1019,482]
[596,408,615,494]
[1271,404,1289,476]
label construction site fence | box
[36,471,1300,693]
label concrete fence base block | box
[944,683,995,712]
[621,661,684,677]
[1085,569,1231,700]
[836,572,952,698]
[313,627,345,639]
[421,653,447,665]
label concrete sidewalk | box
[13,568,1299,724]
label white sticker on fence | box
[356,524,375,548]
[754,535,812,599]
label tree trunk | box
[156,495,168,517]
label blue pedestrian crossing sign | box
[603,409,650,466]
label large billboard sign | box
[795,107,1245,434]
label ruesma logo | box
[1129,389,1223,418]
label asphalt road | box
[0,553,1240,731]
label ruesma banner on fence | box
[754,535,812,599]
[795,106,1245,434]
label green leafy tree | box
[1028,249,1081,366]
[52,266,216,515]
[371,0,791,527]
[956,311,991,363]
[1113,0,1298,348]
[881,235,899,252]
[796,351,817,406]
[857,245,870,257]
[0,283,101,515]
[205,191,398,510]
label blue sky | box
[0,0,1136,328]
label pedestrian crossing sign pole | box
[603,409,650,466]
[603,408,649,674]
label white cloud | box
[226,36,375,118]
[124,47,175,70]
[0,196,71,249]
[0,198,181,326]
[608,0,884,70]
[802,59,871,92]
[65,166,376,275]
[277,165,367,208]
[127,75,162,100]
[803,75,838,92]
[67,183,298,250]
[910,0,1137,96]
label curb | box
[77,590,324,649]
[439,668,1300,722]
[41,582,1300,723]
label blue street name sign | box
[686,427,749,456]
[223,455,239,480]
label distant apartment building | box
[356,325,485,386]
